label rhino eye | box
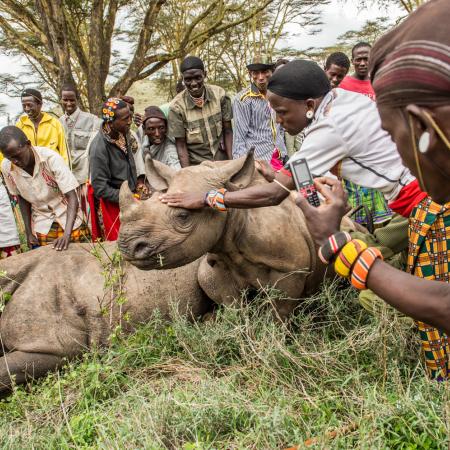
[176,210,190,222]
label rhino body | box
[119,154,327,319]
[0,243,210,393]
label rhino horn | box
[144,154,175,192]
[220,149,255,191]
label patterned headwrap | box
[102,97,128,122]
[370,0,450,108]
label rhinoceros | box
[0,243,210,394]
[118,153,326,319]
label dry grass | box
[0,280,448,449]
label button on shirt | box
[60,108,102,184]
[1,146,81,235]
[287,89,414,202]
[168,84,233,165]
[232,84,287,161]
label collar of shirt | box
[18,111,55,128]
[185,85,211,110]
[64,108,81,127]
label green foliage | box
[0,281,447,448]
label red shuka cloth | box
[388,179,428,218]
[87,183,121,241]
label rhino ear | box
[224,149,255,191]
[144,154,175,191]
[119,180,140,218]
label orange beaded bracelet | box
[350,247,383,290]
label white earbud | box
[306,110,314,120]
[418,131,430,154]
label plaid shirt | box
[408,196,450,380]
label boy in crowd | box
[0,126,87,251]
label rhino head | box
[118,153,256,270]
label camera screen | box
[293,161,311,183]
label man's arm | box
[53,189,78,251]
[174,138,190,167]
[160,171,294,209]
[295,176,450,336]
[221,94,233,160]
[367,260,450,334]
[17,195,38,248]
[168,107,190,167]
[222,120,233,160]
[56,119,70,166]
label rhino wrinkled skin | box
[119,153,325,319]
[0,243,210,393]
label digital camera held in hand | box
[288,158,320,207]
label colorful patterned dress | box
[408,196,450,380]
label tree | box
[0,0,275,112]
[198,0,327,92]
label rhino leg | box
[198,254,244,306]
[0,351,64,394]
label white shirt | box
[1,146,81,235]
[288,89,414,202]
[0,180,19,247]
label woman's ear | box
[405,104,437,154]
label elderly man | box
[16,88,69,164]
[0,126,87,251]
[142,106,180,169]
[168,56,233,167]
[59,84,101,186]
[232,56,287,161]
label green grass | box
[0,281,448,449]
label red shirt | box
[339,76,376,101]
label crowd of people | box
[0,0,449,381]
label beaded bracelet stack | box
[318,232,383,290]
[204,188,228,211]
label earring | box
[306,110,314,120]
[418,131,430,154]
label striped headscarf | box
[370,0,450,108]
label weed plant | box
[0,281,448,449]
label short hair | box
[0,126,29,152]
[352,42,372,57]
[21,88,42,104]
[325,52,350,70]
[60,83,79,97]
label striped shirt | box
[232,84,286,161]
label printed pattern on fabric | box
[408,196,450,380]
[36,221,91,247]
[343,179,393,225]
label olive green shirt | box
[168,84,232,165]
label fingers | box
[313,177,345,204]
[295,192,315,216]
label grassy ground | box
[0,281,448,449]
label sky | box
[0,0,404,126]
